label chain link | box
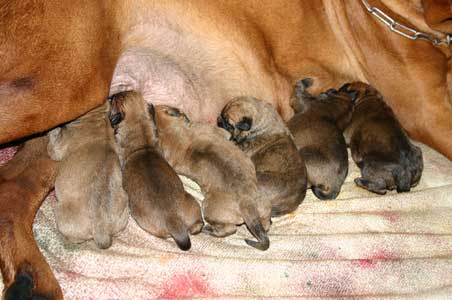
[361,0,451,46]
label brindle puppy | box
[286,78,356,200]
[218,96,307,216]
[109,91,203,251]
[343,82,423,194]
[154,105,271,251]
[47,103,128,249]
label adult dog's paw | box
[5,271,53,300]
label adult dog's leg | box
[0,1,119,145]
[0,136,62,300]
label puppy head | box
[154,105,191,131]
[108,91,157,145]
[340,81,381,104]
[302,147,348,200]
[218,96,288,144]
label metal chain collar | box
[361,0,452,47]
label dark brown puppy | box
[0,135,63,300]
[287,78,356,200]
[154,105,271,250]
[343,82,423,195]
[109,91,203,251]
[218,96,307,216]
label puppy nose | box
[312,186,339,200]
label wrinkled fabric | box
[0,142,451,299]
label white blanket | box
[1,142,452,299]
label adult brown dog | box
[1,0,452,298]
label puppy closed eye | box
[236,117,252,131]
[166,108,181,117]
[166,107,190,122]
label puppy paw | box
[202,223,236,238]
[5,271,54,300]
[294,78,314,98]
[354,177,387,195]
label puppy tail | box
[169,221,192,251]
[291,78,314,113]
[242,207,270,251]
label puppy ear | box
[338,83,351,92]
[236,117,252,131]
[108,110,124,128]
[348,90,359,103]
[147,103,155,120]
[108,94,126,127]
[217,115,234,132]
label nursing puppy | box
[154,105,271,251]
[47,103,129,249]
[287,78,356,200]
[109,91,203,251]
[218,97,307,216]
[343,82,423,194]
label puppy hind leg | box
[241,205,270,251]
[354,177,387,195]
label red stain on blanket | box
[352,249,395,269]
[376,211,400,223]
[159,272,213,299]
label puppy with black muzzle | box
[47,103,128,249]
[342,82,423,194]
[109,91,203,251]
[154,105,271,251]
[286,78,356,200]
[218,96,307,217]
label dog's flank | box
[109,91,203,251]
[287,78,354,200]
[154,105,271,250]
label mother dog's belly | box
[110,48,208,121]
[110,21,294,123]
